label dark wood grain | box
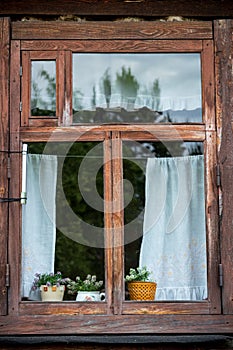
[1,0,233,17]
[20,39,203,53]
[215,19,233,315]
[8,40,21,316]
[0,314,233,334]
[12,21,212,40]
[0,17,10,316]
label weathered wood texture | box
[1,314,233,334]
[20,39,203,52]
[0,17,10,316]
[0,0,233,17]
[19,125,206,142]
[214,19,233,315]
[12,21,212,40]
[8,40,21,316]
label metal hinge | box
[216,164,221,187]
[5,264,10,287]
[7,156,11,179]
[20,66,23,76]
[219,263,223,287]
[19,101,22,112]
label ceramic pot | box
[40,285,65,301]
[76,291,105,302]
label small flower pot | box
[127,281,157,301]
[40,285,65,301]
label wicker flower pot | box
[127,281,157,301]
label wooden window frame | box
[3,20,232,334]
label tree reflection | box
[31,65,56,116]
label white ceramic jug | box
[76,291,105,302]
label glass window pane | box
[123,141,207,301]
[21,142,105,301]
[31,61,56,116]
[73,53,202,123]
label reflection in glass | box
[31,61,56,116]
[123,141,207,301]
[73,53,202,123]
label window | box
[8,21,221,331]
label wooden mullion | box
[56,50,65,126]
[112,131,124,315]
[104,132,114,315]
[62,50,72,126]
[20,124,205,141]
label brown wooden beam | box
[12,21,213,40]
[0,17,10,316]
[214,19,233,314]
[1,314,233,334]
[0,0,233,17]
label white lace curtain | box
[139,155,207,301]
[21,154,57,299]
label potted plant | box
[31,271,70,301]
[125,266,157,301]
[67,274,105,301]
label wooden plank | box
[20,127,106,142]
[122,301,210,315]
[1,314,233,334]
[28,118,58,127]
[20,39,203,53]
[19,302,106,315]
[104,132,114,314]
[201,40,216,130]
[12,21,213,40]
[0,17,10,316]
[21,51,30,126]
[122,129,205,141]
[20,125,206,142]
[62,51,72,126]
[8,40,21,316]
[112,131,124,315]
[204,132,221,314]
[1,0,233,17]
[214,19,233,315]
[56,50,65,125]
